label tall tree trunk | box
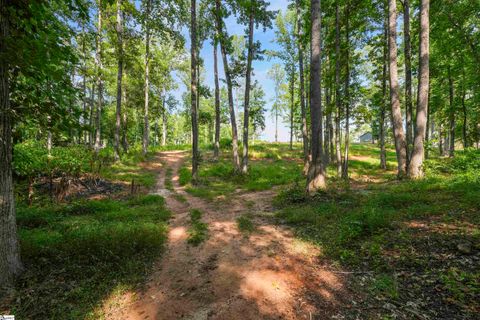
[114,0,123,161]
[342,5,350,180]
[388,0,407,177]
[403,0,413,163]
[242,7,255,173]
[122,73,129,153]
[213,40,220,160]
[448,66,455,157]
[191,0,199,182]
[161,108,167,146]
[334,4,342,177]
[408,0,429,179]
[0,0,22,286]
[142,0,152,156]
[438,124,444,156]
[89,83,95,147]
[306,0,326,193]
[275,105,278,143]
[380,11,388,170]
[94,0,103,153]
[462,75,468,148]
[82,27,88,144]
[289,71,295,150]
[296,1,309,173]
[325,72,332,164]
[214,0,240,171]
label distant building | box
[358,132,373,143]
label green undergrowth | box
[180,157,302,200]
[8,195,170,319]
[99,145,157,188]
[237,213,256,234]
[275,149,480,317]
[187,209,208,246]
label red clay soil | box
[103,151,356,320]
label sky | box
[173,0,292,142]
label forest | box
[0,0,479,319]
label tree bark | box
[241,6,255,174]
[289,71,295,150]
[122,73,129,153]
[89,83,95,147]
[191,0,199,182]
[462,75,468,148]
[214,0,240,171]
[342,5,350,180]
[161,96,167,146]
[408,0,429,179]
[388,0,407,177]
[296,1,309,173]
[142,0,152,156]
[334,4,342,177]
[114,0,123,161]
[448,66,455,157]
[82,27,88,144]
[306,0,326,193]
[380,12,388,170]
[403,0,413,163]
[213,40,220,160]
[0,0,22,286]
[94,0,103,153]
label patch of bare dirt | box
[103,151,359,319]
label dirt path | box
[105,151,353,319]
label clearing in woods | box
[104,151,354,319]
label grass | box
[4,195,170,319]
[165,167,174,191]
[180,149,303,200]
[99,145,158,189]
[187,209,209,246]
[237,214,256,234]
[275,147,480,318]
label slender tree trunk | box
[275,106,278,143]
[342,5,350,180]
[191,0,199,182]
[214,0,240,171]
[289,71,295,150]
[122,73,129,153]
[47,116,52,156]
[388,0,407,177]
[82,27,88,144]
[439,124,444,156]
[0,0,22,286]
[162,112,167,147]
[325,75,332,164]
[403,0,413,163]
[89,83,95,147]
[425,107,430,159]
[296,2,309,173]
[114,0,123,161]
[334,4,342,177]
[241,8,254,174]
[142,0,151,156]
[306,0,326,193]
[213,40,220,160]
[462,77,468,149]
[94,0,103,153]
[408,0,429,179]
[448,66,455,157]
[380,12,388,170]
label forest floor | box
[104,151,359,319]
[2,144,478,319]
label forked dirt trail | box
[107,151,353,319]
